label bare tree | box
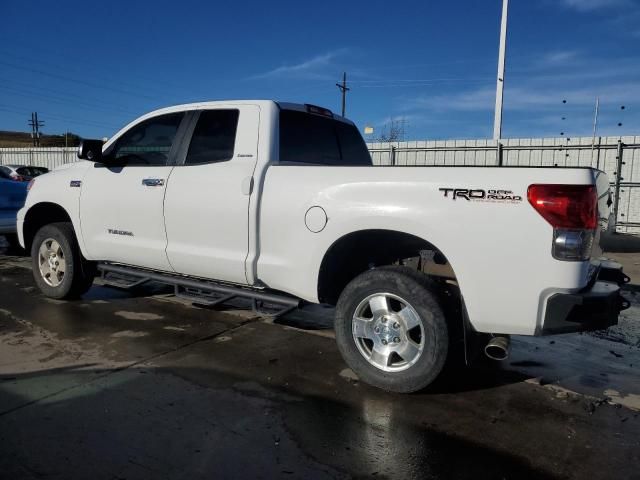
[376,118,406,142]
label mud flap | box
[461,299,491,366]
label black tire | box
[30,222,96,299]
[334,266,448,393]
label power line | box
[0,60,165,101]
[38,112,120,131]
[348,77,493,84]
[359,58,499,71]
[0,84,140,117]
[0,103,121,131]
[0,74,144,108]
[0,48,192,94]
[356,80,492,88]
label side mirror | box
[77,139,104,162]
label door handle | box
[142,178,165,187]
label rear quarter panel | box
[257,166,598,335]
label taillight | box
[27,179,35,191]
[528,184,597,261]
[527,184,597,229]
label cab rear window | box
[279,110,372,166]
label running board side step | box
[97,263,300,318]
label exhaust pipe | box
[484,335,510,361]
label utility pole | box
[336,72,350,117]
[590,97,600,164]
[493,0,509,140]
[29,112,36,146]
[28,112,44,147]
[35,112,42,146]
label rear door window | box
[184,109,239,165]
[279,110,371,166]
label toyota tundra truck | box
[17,100,629,392]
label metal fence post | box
[612,140,624,232]
[389,144,395,166]
[497,142,504,166]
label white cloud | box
[408,87,496,112]
[405,81,640,113]
[249,49,348,80]
[559,0,631,11]
[537,50,580,67]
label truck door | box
[79,112,187,271]
[163,105,260,285]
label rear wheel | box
[31,222,95,299]
[334,266,448,393]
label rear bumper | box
[541,261,630,335]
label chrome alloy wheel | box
[38,238,66,287]
[352,293,425,372]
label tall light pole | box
[590,97,600,164]
[493,0,509,140]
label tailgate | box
[592,170,613,260]
[595,170,613,232]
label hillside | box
[0,131,81,148]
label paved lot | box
[0,240,639,479]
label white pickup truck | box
[18,100,629,392]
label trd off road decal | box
[439,188,522,203]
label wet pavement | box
[0,239,639,479]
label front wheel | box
[31,222,95,299]
[334,266,449,393]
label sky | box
[0,0,639,141]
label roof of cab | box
[141,100,277,117]
[104,100,352,148]
[143,100,349,122]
